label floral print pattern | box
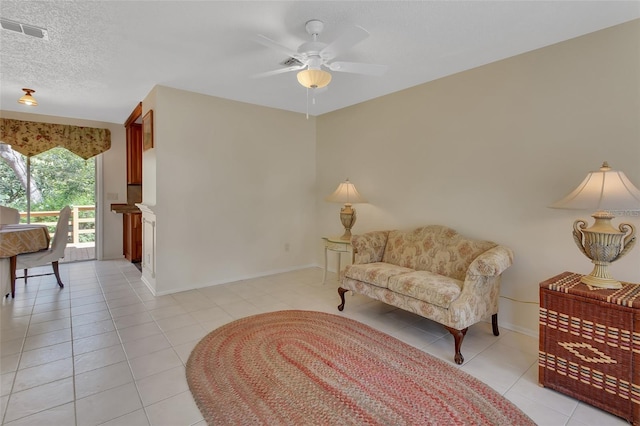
[1,118,111,159]
[351,230,390,264]
[388,271,462,309]
[341,225,514,330]
[382,226,497,281]
[344,262,413,289]
[467,245,514,276]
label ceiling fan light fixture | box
[18,88,38,106]
[297,69,332,89]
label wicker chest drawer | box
[539,272,640,425]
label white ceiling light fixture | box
[18,88,38,106]
[254,19,387,91]
[297,67,332,89]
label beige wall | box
[316,19,640,335]
[2,20,637,336]
[147,86,318,294]
[0,110,127,261]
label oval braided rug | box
[186,310,535,425]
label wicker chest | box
[539,272,640,425]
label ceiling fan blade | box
[252,65,305,79]
[320,25,369,60]
[328,61,388,76]
[254,34,301,59]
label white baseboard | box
[151,263,319,296]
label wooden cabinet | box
[122,102,143,263]
[126,123,142,184]
[123,212,142,262]
[539,272,639,425]
[125,102,142,185]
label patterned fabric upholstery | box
[382,226,496,281]
[388,271,462,309]
[468,245,514,277]
[342,225,513,330]
[351,230,390,264]
[342,276,493,330]
[344,262,413,289]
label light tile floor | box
[0,260,628,426]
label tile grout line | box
[1,275,42,425]
[68,267,78,426]
[2,262,628,426]
[98,262,187,425]
[92,263,148,426]
[2,271,72,425]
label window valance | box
[0,118,111,160]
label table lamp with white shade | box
[326,179,367,240]
[550,162,640,289]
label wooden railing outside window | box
[19,205,95,245]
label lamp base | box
[339,229,352,240]
[338,204,356,241]
[580,274,622,289]
[572,212,635,290]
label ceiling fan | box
[254,19,388,89]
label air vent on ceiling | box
[280,57,303,67]
[1,18,49,40]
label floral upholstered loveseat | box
[338,225,514,364]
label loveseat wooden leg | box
[492,313,499,336]
[444,326,468,365]
[337,287,349,311]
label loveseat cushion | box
[343,262,414,289]
[388,271,463,309]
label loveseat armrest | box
[467,245,514,277]
[351,231,391,264]
[452,245,514,325]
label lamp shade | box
[18,88,38,106]
[297,69,332,89]
[550,162,640,213]
[326,179,367,204]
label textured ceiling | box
[1,1,639,124]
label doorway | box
[0,144,96,262]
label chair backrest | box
[50,206,71,256]
[0,205,20,225]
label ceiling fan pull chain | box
[306,88,309,120]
